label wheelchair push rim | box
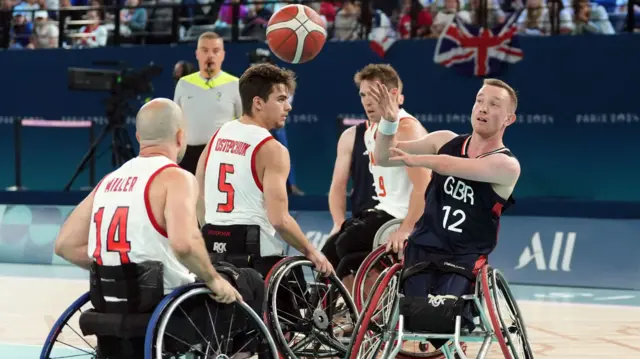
[266,257,359,359]
[353,245,398,313]
[153,286,278,359]
[481,266,534,359]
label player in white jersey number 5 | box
[54,98,242,304]
[195,63,333,277]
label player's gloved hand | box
[307,249,335,277]
[386,230,410,257]
[207,275,243,304]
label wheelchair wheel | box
[371,218,403,249]
[40,292,98,359]
[265,256,359,359]
[353,245,398,312]
[481,266,534,359]
[146,283,278,359]
[347,264,447,359]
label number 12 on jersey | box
[442,205,465,233]
[92,206,131,265]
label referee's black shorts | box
[179,144,206,175]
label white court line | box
[518,298,640,309]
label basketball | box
[266,4,327,64]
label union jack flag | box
[433,11,524,77]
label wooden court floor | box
[1,266,639,358]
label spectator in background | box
[216,0,248,31]
[0,0,13,48]
[173,60,196,83]
[466,0,506,27]
[431,0,471,36]
[333,0,362,40]
[247,48,304,196]
[398,0,433,38]
[13,0,39,22]
[75,9,108,47]
[31,9,58,47]
[241,0,272,40]
[560,0,615,34]
[515,0,554,35]
[119,0,147,36]
[10,13,33,49]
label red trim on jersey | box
[491,202,504,217]
[461,136,471,156]
[251,136,274,192]
[144,164,180,238]
[203,129,221,173]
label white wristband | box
[378,118,399,135]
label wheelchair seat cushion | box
[78,309,152,339]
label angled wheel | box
[481,266,534,359]
[146,282,278,359]
[40,292,97,359]
[265,256,359,359]
[353,245,398,312]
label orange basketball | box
[266,4,327,64]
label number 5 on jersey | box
[217,163,235,213]
[442,205,465,233]
[92,206,131,265]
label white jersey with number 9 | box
[363,109,417,219]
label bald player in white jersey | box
[195,63,333,277]
[54,98,242,304]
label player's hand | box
[388,147,420,167]
[386,230,410,256]
[206,275,243,304]
[307,250,335,277]
[368,81,400,122]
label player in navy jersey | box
[368,78,521,342]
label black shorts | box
[321,209,395,277]
[179,144,206,175]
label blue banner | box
[1,36,639,201]
[1,204,639,290]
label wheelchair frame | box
[41,282,278,359]
[347,263,533,359]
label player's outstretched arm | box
[162,168,222,284]
[195,138,213,227]
[390,151,521,186]
[54,188,97,270]
[260,140,316,256]
[328,126,355,233]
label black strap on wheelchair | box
[400,261,476,285]
[91,263,142,313]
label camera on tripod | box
[64,62,163,191]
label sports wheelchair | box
[346,260,534,359]
[40,260,278,359]
[202,223,361,359]
[352,218,403,312]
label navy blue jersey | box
[350,122,378,216]
[409,134,515,255]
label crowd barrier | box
[1,36,640,200]
[1,197,638,290]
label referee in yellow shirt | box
[173,31,242,174]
